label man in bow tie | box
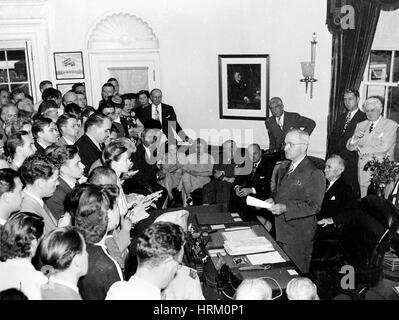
[347,96,398,198]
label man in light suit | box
[265,97,316,158]
[20,153,60,234]
[56,114,81,146]
[347,96,398,198]
[327,89,367,199]
[140,88,189,141]
[266,129,325,274]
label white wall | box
[43,0,331,157]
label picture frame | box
[56,83,77,96]
[218,54,270,120]
[54,51,85,80]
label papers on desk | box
[246,196,272,209]
[247,251,286,265]
[222,228,257,241]
[224,237,274,256]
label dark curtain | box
[326,0,399,151]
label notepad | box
[222,228,257,241]
[224,237,274,256]
[246,196,272,209]
[247,251,286,265]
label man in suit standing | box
[75,113,112,177]
[32,116,59,153]
[140,88,189,142]
[328,89,367,199]
[264,97,316,159]
[20,153,60,233]
[229,143,274,222]
[317,155,358,240]
[56,114,81,146]
[266,129,325,274]
[45,145,85,222]
[347,96,398,198]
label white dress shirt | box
[151,104,163,124]
[106,274,161,300]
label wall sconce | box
[300,32,317,98]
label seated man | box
[56,114,81,146]
[0,169,24,226]
[106,221,185,300]
[202,140,238,205]
[1,103,18,126]
[234,278,272,300]
[286,277,319,300]
[20,153,60,233]
[37,100,60,123]
[316,155,358,241]
[229,143,273,222]
[32,116,59,153]
[5,130,36,171]
[122,128,167,209]
[44,145,85,222]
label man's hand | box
[214,170,224,179]
[317,218,334,228]
[269,203,287,216]
[58,213,72,227]
[236,187,253,197]
[223,176,235,184]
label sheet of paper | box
[233,217,243,222]
[210,224,225,230]
[287,269,299,276]
[231,213,240,217]
[208,248,226,257]
[222,229,257,241]
[247,251,286,265]
[246,196,272,209]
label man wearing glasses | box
[106,222,185,300]
[265,97,316,159]
[266,129,325,274]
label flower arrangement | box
[364,155,399,191]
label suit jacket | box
[74,134,102,177]
[21,191,57,234]
[273,157,325,245]
[56,136,74,147]
[318,177,358,227]
[233,155,273,200]
[140,103,186,138]
[78,244,121,300]
[347,117,398,186]
[126,142,160,188]
[328,109,367,159]
[34,141,45,153]
[265,111,316,153]
[44,177,73,222]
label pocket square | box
[259,176,265,179]
[330,196,336,200]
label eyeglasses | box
[282,142,307,148]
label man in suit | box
[140,88,189,142]
[20,153,60,233]
[122,128,168,209]
[347,96,398,198]
[264,97,316,158]
[56,114,81,146]
[98,100,129,139]
[75,113,112,176]
[266,129,325,274]
[327,89,367,199]
[316,155,358,240]
[229,143,273,222]
[32,116,59,153]
[5,130,36,171]
[45,145,85,222]
[0,169,24,226]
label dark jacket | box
[44,177,73,221]
[74,134,102,177]
[265,111,316,153]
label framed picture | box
[56,83,76,96]
[218,54,270,120]
[54,51,85,80]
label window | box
[0,43,32,96]
[361,50,399,123]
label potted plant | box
[364,155,399,198]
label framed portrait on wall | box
[218,54,270,120]
[54,51,85,80]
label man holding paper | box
[265,129,325,274]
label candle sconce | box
[300,32,317,98]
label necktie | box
[326,180,330,190]
[277,117,283,130]
[342,112,351,134]
[287,163,294,175]
[369,122,374,133]
[390,180,399,206]
[154,106,160,121]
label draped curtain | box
[326,0,399,151]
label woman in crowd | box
[0,212,47,299]
[37,227,88,300]
[75,184,123,300]
[121,93,144,139]
[178,138,214,206]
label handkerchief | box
[330,196,336,200]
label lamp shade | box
[301,61,314,78]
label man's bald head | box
[63,91,78,105]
